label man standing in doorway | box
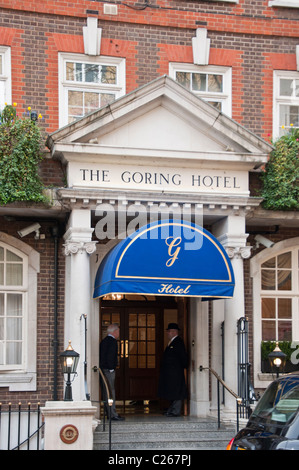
[158,323,188,417]
[100,323,125,421]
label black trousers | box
[167,399,182,416]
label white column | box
[213,215,251,416]
[189,298,210,417]
[63,209,97,401]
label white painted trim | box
[269,0,299,7]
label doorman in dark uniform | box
[158,323,188,417]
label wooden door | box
[100,305,162,401]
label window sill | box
[269,1,299,7]
[0,371,36,391]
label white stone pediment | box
[47,76,272,168]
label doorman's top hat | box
[166,323,180,331]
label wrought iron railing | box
[92,366,114,450]
[0,402,44,450]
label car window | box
[252,380,299,425]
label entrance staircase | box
[93,415,235,450]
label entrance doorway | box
[100,296,187,413]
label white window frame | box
[269,0,299,7]
[169,62,232,117]
[0,46,12,111]
[0,233,39,391]
[251,238,299,389]
[59,52,126,128]
[273,70,299,140]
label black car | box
[227,373,299,450]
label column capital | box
[64,240,98,256]
[225,246,252,259]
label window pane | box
[208,74,223,93]
[278,252,291,269]
[6,264,23,286]
[138,314,146,327]
[129,314,137,326]
[192,73,206,91]
[262,320,276,341]
[262,270,275,290]
[0,264,3,285]
[262,298,275,318]
[75,63,83,81]
[0,55,2,75]
[7,318,22,340]
[176,72,190,89]
[147,328,155,340]
[7,294,22,316]
[85,64,99,83]
[280,104,299,128]
[278,270,291,290]
[66,62,75,81]
[207,101,222,111]
[7,250,22,262]
[280,79,293,96]
[84,92,99,113]
[278,298,292,318]
[278,321,292,341]
[0,317,3,340]
[0,247,4,261]
[129,327,137,340]
[6,342,21,365]
[262,257,276,268]
[0,293,3,315]
[147,342,155,355]
[101,66,117,84]
[68,90,83,120]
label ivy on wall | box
[0,104,47,205]
[261,127,299,211]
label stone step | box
[93,416,236,451]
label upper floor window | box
[169,63,232,117]
[0,46,11,111]
[59,53,126,127]
[269,0,299,7]
[273,70,299,139]
[0,243,26,368]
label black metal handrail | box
[93,366,113,450]
[199,365,243,432]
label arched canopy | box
[93,220,235,299]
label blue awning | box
[93,220,235,299]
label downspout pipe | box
[50,225,59,401]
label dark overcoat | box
[158,336,188,401]
[100,335,118,370]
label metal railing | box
[93,366,114,450]
[199,365,244,432]
[0,402,44,450]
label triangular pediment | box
[47,75,272,168]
